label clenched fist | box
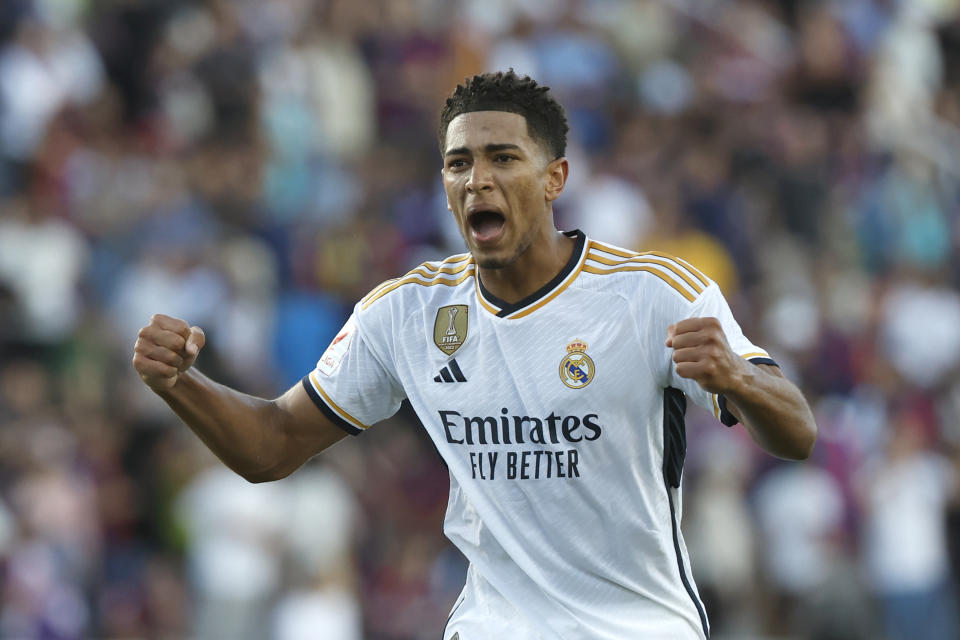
[665,317,745,395]
[132,314,206,393]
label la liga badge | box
[318,316,356,376]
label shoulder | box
[582,238,713,304]
[358,252,476,313]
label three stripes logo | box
[434,358,467,383]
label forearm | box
[724,364,817,460]
[156,369,290,481]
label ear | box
[544,157,568,203]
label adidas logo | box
[434,358,467,383]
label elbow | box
[783,421,818,461]
[237,412,299,483]
[240,466,290,484]
[789,439,815,462]
[753,415,817,461]
[241,469,279,484]
[799,416,819,460]
[235,458,294,484]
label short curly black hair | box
[438,70,569,161]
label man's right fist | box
[132,314,206,392]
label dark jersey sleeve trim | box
[718,356,780,427]
[717,394,739,427]
[300,376,363,436]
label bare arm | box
[133,314,346,482]
[667,317,817,460]
[719,364,815,460]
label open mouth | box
[467,209,506,243]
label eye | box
[495,154,516,163]
[447,159,468,170]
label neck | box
[478,229,575,304]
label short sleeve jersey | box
[302,231,774,640]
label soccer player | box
[133,71,816,639]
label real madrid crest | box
[559,339,595,389]
[434,305,468,355]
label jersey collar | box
[475,230,587,319]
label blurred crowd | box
[1,0,960,638]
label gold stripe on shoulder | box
[587,251,703,295]
[361,268,475,310]
[362,258,473,308]
[639,251,710,288]
[361,278,400,304]
[444,252,472,264]
[741,351,770,360]
[582,264,696,302]
[590,241,711,290]
[587,251,629,266]
[421,253,472,272]
[406,261,474,280]
[588,240,638,259]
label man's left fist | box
[666,317,745,394]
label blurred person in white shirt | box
[857,407,959,640]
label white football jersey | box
[303,231,774,640]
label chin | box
[464,238,509,269]
[475,256,511,269]
[471,247,512,269]
[470,235,532,270]
[476,247,531,270]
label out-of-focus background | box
[1,0,960,638]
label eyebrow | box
[444,143,523,157]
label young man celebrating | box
[133,71,816,639]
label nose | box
[465,160,493,193]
